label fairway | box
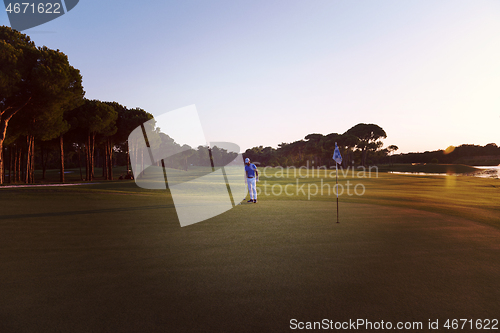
[1,174,499,332]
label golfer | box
[245,158,258,203]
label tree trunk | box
[105,141,109,179]
[15,146,20,183]
[78,145,83,181]
[29,136,35,184]
[31,138,35,183]
[60,135,65,183]
[25,136,31,184]
[141,148,144,176]
[12,146,16,183]
[362,148,367,166]
[18,147,22,183]
[126,140,130,173]
[31,137,35,183]
[9,146,12,183]
[0,132,4,185]
[102,146,106,179]
[87,143,91,181]
[85,132,96,181]
[25,136,29,184]
[136,141,140,173]
[91,133,95,180]
[1,146,4,184]
[86,134,90,181]
[41,143,46,180]
[85,142,90,181]
[0,118,9,184]
[107,138,113,180]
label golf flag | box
[333,142,342,164]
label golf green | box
[0,181,499,332]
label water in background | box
[473,166,500,179]
[389,165,500,179]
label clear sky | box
[2,0,499,153]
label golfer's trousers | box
[247,177,257,200]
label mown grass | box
[375,163,479,174]
[6,165,499,228]
[0,168,499,332]
[256,167,500,228]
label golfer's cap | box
[245,158,250,163]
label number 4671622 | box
[6,2,61,14]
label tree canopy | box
[0,26,153,184]
[345,123,387,165]
[0,26,85,183]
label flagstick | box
[336,162,339,223]
[333,142,342,224]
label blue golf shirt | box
[245,163,257,178]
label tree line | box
[243,123,393,167]
[243,125,499,168]
[390,143,500,166]
[0,26,154,184]
[128,122,239,173]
